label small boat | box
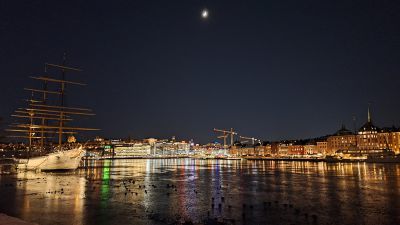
[202,155,215,160]
[365,136,400,163]
[325,154,366,163]
[366,149,400,163]
[325,147,368,163]
[225,157,242,160]
[0,158,18,174]
[214,154,228,159]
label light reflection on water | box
[0,159,399,225]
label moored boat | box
[17,146,85,170]
[6,57,98,171]
[366,149,400,163]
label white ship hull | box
[18,147,85,171]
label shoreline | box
[83,156,400,163]
[0,213,37,225]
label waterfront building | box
[303,144,317,155]
[263,144,273,156]
[250,146,264,156]
[354,108,400,154]
[144,138,158,155]
[156,140,190,155]
[325,107,400,155]
[271,142,279,154]
[316,141,328,154]
[277,143,290,155]
[201,143,224,155]
[357,127,400,154]
[327,125,356,154]
[226,145,236,155]
[386,130,400,153]
[113,142,151,157]
[288,144,305,155]
[240,147,254,156]
[357,108,380,152]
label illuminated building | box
[327,125,356,154]
[357,108,379,151]
[277,143,290,155]
[155,140,190,155]
[113,143,151,157]
[288,144,305,155]
[354,107,400,154]
[385,130,400,153]
[263,144,272,156]
[240,147,254,156]
[303,144,317,155]
[327,107,400,155]
[271,142,279,154]
[316,141,328,154]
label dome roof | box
[334,124,353,136]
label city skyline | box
[1,2,400,225]
[1,1,400,143]
[2,104,396,146]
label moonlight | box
[201,9,208,19]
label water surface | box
[0,159,399,225]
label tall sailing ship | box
[7,57,98,170]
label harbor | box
[1,66,399,224]
[1,159,399,225]
[1,1,400,224]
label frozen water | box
[0,159,399,225]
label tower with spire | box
[367,104,371,123]
[357,104,380,151]
[359,104,378,134]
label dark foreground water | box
[0,159,399,225]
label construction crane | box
[239,136,261,145]
[217,134,229,147]
[213,128,237,147]
[240,136,262,156]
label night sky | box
[1,1,400,143]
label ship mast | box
[7,56,99,154]
[44,54,86,150]
[40,75,48,152]
[28,91,34,158]
[58,54,66,150]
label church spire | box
[367,103,371,123]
